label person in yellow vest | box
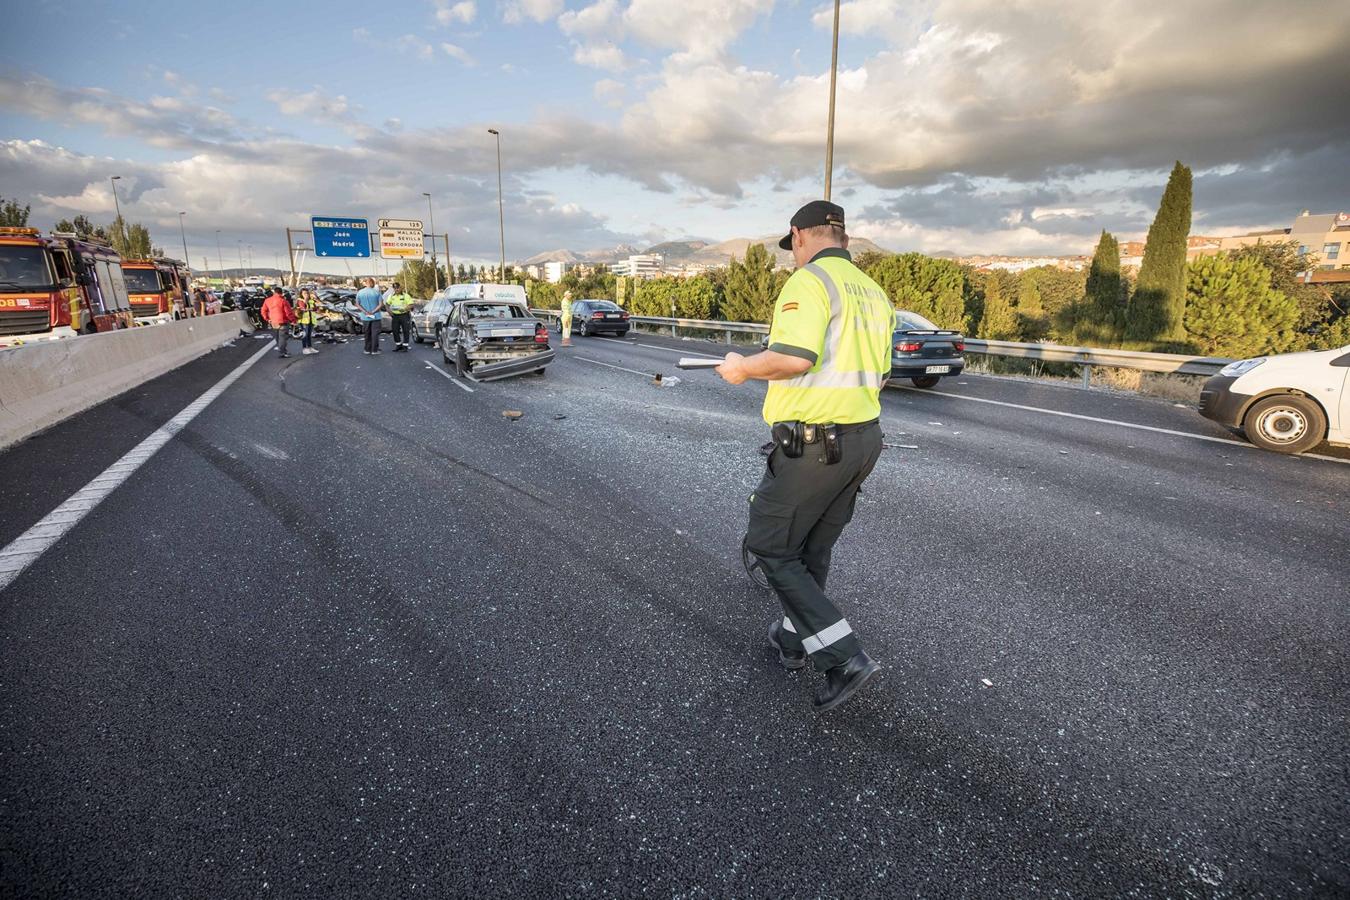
[559,289,574,346]
[295,287,320,355]
[716,200,894,713]
[387,282,416,352]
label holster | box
[771,422,843,464]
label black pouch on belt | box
[822,425,842,464]
[772,421,803,458]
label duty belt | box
[769,418,877,463]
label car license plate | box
[502,336,515,342]
[924,365,950,374]
[605,314,619,319]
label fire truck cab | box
[0,227,134,342]
[121,258,176,323]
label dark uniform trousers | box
[391,312,412,345]
[746,421,882,671]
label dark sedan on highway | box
[563,299,630,337]
[891,310,965,388]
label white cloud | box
[265,87,356,124]
[354,28,436,61]
[623,0,776,60]
[559,0,622,38]
[434,0,477,25]
[573,42,627,71]
[441,42,476,65]
[594,78,626,108]
[501,0,563,24]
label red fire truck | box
[122,257,193,321]
[0,227,135,342]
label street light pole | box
[215,230,225,285]
[109,175,123,223]
[237,240,244,276]
[423,192,440,291]
[177,212,191,276]
[488,128,505,281]
[823,0,841,201]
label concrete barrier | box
[0,312,255,449]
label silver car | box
[411,293,458,345]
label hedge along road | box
[1,330,1346,896]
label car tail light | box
[592,312,605,319]
[895,340,921,353]
[535,323,548,343]
[953,340,965,352]
[620,312,630,319]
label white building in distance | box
[610,254,664,279]
[543,261,573,283]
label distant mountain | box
[643,240,710,263]
[522,249,581,265]
[691,235,891,268]
[528,235,892,269]
[580,243,643,263]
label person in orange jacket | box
[260,287,297,358]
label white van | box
[1199,344,1350,454]
[412,283,528,345]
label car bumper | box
[468,349,555,382]
[584,321,629,333]
[1198,375,1251,428]
[891,360,964,378]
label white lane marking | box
[892,386,1350,465]
[252,443,290,460]
[0,345,272,593]
[424,362,475,393]
[574,355,655,378]
[594,336,723,359]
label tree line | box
[522,162,1348,358]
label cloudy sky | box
[1,0,1347,274]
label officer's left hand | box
[716,352,748,385]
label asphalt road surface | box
[2,327,1347,897]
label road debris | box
[981,678,994,687]
[553,414,568,420]
[883,443,920,450]
[502,410,524,420]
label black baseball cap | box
[779,200,846,250]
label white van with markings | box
[1199,344,1350,454]
[412,283,527,345]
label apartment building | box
[610,254,664,279]
[1217,211,1350,270]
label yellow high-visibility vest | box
[762,249,893,425]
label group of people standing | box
[258,279,417,359]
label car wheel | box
[910,375,941,389]
[617,329,629,338]
[455,345,469,378]
[441,331,453,364]
[1242,394,1326,454]
[411,322,422,344]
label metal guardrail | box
[530,309,1233,382]
[963,339,1232,377]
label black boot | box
[767,620,807,671]
[813,651,880,713]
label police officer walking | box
[716,201,894,713]
[387,282,416,352]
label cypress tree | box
[1125,161,1192,347]
[1015,271,1046,341]
[1072,230,1126,346]
[977,274,1018,340]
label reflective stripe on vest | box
[762,257,893,425]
